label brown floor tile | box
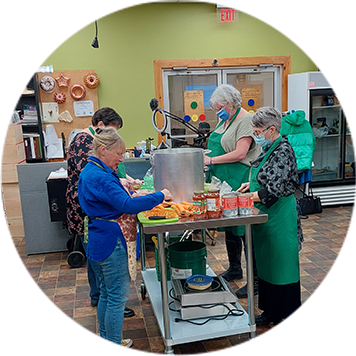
[0,206,356,356]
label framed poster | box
[0,40,25,73]
[315,3,356,71]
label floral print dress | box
[66,132,93,236]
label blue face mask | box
[254,129,274,149]
[217,108,231,121]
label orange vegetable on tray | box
[142,205,179,219]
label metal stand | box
[139,210,268,353]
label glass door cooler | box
[288,72,355,205]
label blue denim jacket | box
[78,156,164,262]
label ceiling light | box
[91,20,99,49]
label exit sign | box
[220,8,236,22]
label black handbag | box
[297,187,322,217]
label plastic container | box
[345,163,353,178]
[167,241,207,279]
[186,274,213,290]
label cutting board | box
[138,208,179,225]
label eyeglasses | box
[253,126,273,137]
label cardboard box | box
[5,124,23,145]
[2,142,26,164]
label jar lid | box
[208,189,219,193]
[186,274,213,287]
[193,190,205,195]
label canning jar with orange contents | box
[192,190,207,220]
[206,189,220,219]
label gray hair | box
[90,127,125,156]
[252,107,282,132]
[209,84,242,110]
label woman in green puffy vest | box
[238,107,302,326]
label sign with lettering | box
[220,8,235,22]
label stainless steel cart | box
[139,209,268,353]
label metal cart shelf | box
[139,209,268,353]
[0,180,15,273]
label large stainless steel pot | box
[151,148,204,202]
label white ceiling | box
[0,0,315,4]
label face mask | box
[217,108,231,121]
[254,130,273,149]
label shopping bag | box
[297,188,322,217]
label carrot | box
[161,201,171,208]
[182,201,193,207]
[176,203,187,215]
[171,204,181,216]
[181,203,193,211]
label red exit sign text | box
[220,8,235,22]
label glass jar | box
[192,190,207,220]
[206,189,220,219]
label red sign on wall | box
[220,8,235,22]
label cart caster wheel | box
[9,263,15,274]
[250,346,261,356]
[141,282,147,300]
[67,250,85,268]
[211,240,216,246]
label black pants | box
[225,231,258,278]
[258,278,301,320]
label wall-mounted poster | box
[315,3,356,71]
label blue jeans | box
[90,240,130,345]
[80,236,100,303]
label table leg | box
[139,224,146,272]
[157,232,173,353]
[245,224,256,338]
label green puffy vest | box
[280,110,316,172]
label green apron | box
[207,110,250,236]
[117,162,127,178]
[250,136,300,285]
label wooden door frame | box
[153,56,291,142]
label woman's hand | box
[204,155,212,166]
[131,179,142,185]
[120,178,130,189]
[161,188,173,202]
[237,182,250,193]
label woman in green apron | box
[238,107,302,325]
[205,84,261,294]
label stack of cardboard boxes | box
[2,124,26,237]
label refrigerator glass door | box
[311,90,343,181]
[345,119,355,179]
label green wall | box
[43,2,317,148]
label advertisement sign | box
[315,3,356,71]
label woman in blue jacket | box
[78,127,172,347]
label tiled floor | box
[0,206,356,356]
